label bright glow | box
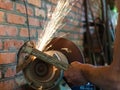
[36,0,74,51]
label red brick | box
[0,25,18,36]
[63,24,80,32]
[16,3,33,16]
[46,4,52,12]
[79,33,84,40]
[30,29,37,37]
[4,39,24,50]
[0,25,6,36]
[0,40,3,49]
[7,13,26,25]
[40,20,48,28]
[0,0,13,10]
[28,0,41,7]
[5,67,16,78]
[6,27,18,36]
[46,5,56,19]
[19,28,29,37]
[4,39,15,50]
[0,53,16,64]
[0,71,1,78]
[0,79,18,90]
[76,1,82,8]
[35,8,45,17]
[63,24,73,31]
[20,28,37,38]
[63,18,69,24]
[37,29,43,37]
[14,40,24,49]
[78,0,83,4]
[73,27,81,32]
[73,33,80,39]
[0,11,4,22]
[71,6,78,13]
[28,17,40,26]
[63,17,80,28]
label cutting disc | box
[44,37,84,63]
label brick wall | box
[0,0,101,90]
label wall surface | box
[0,0,101,90]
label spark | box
[36,0,75,51]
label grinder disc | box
[44,37,84,63]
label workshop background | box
[0,0,116,90]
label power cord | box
[23,0,31,41]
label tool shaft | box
[22,46,69,70]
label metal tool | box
[20,43,69,70]
[16,37,84,90]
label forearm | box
[64,61,120,89]
[81,64,114,89]
[80,1,120,88]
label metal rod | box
[21,45,69,70]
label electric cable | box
[23,0,31,41]
[16,0,31,65]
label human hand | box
[64,61,88,86]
